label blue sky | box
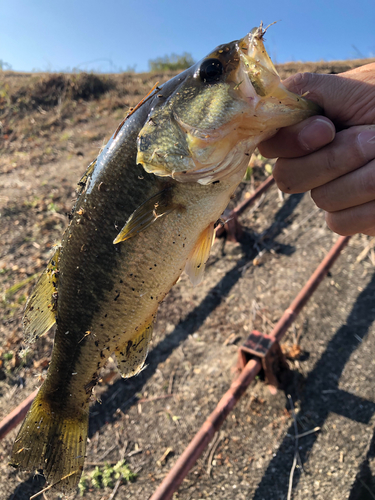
[1,0,374,73]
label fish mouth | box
[237,23,322,119]
[136,25,322,186]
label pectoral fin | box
[185,222,215,286]
[115,320,154,378]
[23,247,60,343]
[114,189,176,244]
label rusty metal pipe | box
[233,174,275,217]
[216,175,275,237]
[149,358,262,500]
[0,388,38,440]
[150,234,350,500]
[272,235,350,342]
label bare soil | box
[1,59,375,500]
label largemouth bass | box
[11,25,319,492]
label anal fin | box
[114,188,176,244]
[185,222,215,286]
[23,247,60,343]
[115,320,154,378]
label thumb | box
[283,68,375,127]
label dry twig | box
[97,443,117,461]
[127,448,143,458]
[359,479,375,499]
[29,470,79,499]
[168,368,177,394]
[287,426,320,439]
[106,476,122,500]
[206,431,224,477]
[157,447,173,467]
[356,237,375,263]
[138,393,174,404]
[287,395,299,500]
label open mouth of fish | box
[136,22,320,186]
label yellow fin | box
[77,159,96,194]
[114,189,176,244]
[115,320,153,378]
[185,222,215,286]
[10,391,88,493]
[23,247,60,343]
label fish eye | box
[199,58,223,83]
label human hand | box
[258,63,375,236]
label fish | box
[10,24,320,492]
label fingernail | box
[358,130,375,162]
[298,118,336,151]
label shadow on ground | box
[349,427,375,500]
[252,271,375,500]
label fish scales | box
[50,86,240,407]
[10,24,320,492]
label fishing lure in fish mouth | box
[10,23,320,493]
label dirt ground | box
[1,59,375,500]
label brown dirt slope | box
[1,59,375,500]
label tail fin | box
[10,391,88,493]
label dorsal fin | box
[113,189,176,244]
[114,320,154,378]
[23,247,60,343]
[185,222,215,286]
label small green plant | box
[47,202,58,212]
[243,165,253,182]
[4,274,38,301]
[0,83,10,102]
[17,293,26,305]
[78,460,136,495]
[149,52,194,72]
[3,352,13,361]
[77,474,88,496]
[91,466,102,489]
[59,131,72,142]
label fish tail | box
[10,391,88,493]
